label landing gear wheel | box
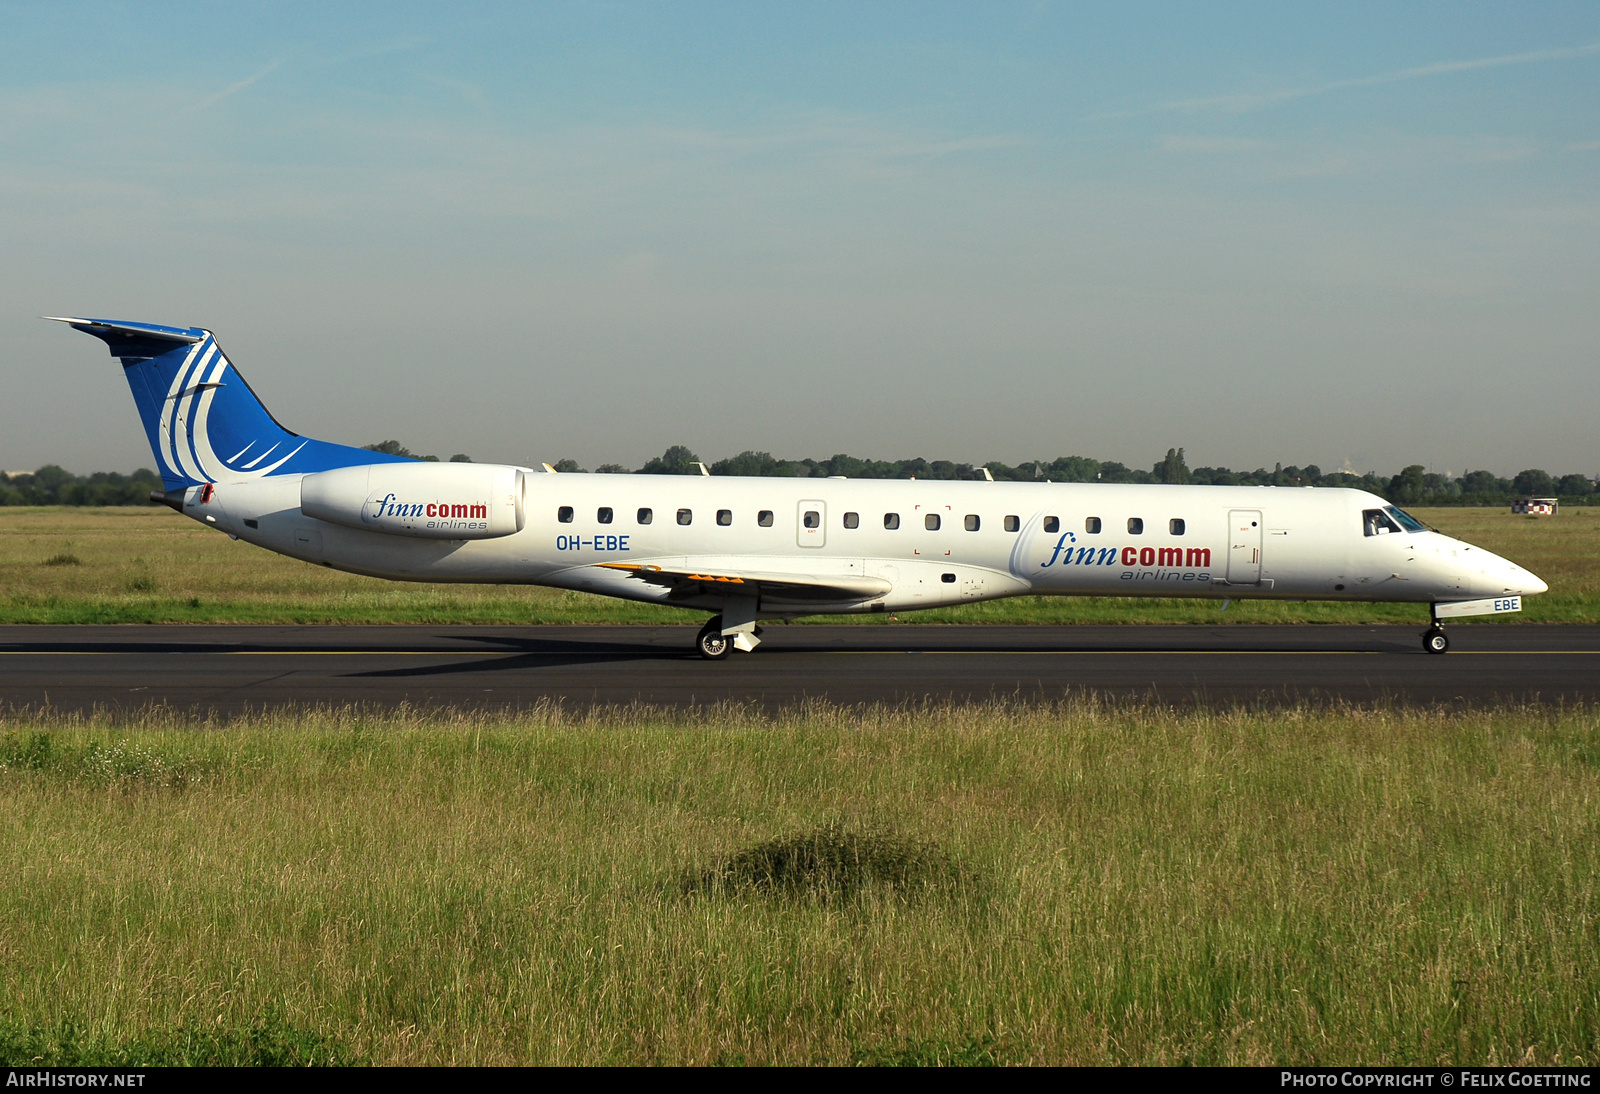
[1423,627,1449,655]
[697,617,733,660]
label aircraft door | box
[1227,510,1262,585]
[797,500,826,548]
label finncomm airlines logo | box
[367,492,490,532]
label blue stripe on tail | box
[52,317,407,489]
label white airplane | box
[51,316,1547,658]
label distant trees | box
[362,440,440,462]
[3,444,1594,507]
[1557,474,1594,497]
[639,445,702,475]
[1513,469,1557,497]
[1155,448,1191,485]
[0,466,162,506]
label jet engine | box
[300,463,525,540]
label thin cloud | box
[190,58,286,113]
[1160,135,1269,154]
[1114,41,1600,118]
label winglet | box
[695,462,711,477]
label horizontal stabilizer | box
[44,316,204,361]
[598,561,890,602]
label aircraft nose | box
[1492,553,1546,596]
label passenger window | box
[1128,517,1144,535]
[803,510,820,529]
[941,573,956,583]
[884,513,900,530]
[1363,509,1403,537]
[758,510,773,527]
[637,507,652,525]
[1043,516,1059,533]
[843,512,859,529]
[925,513,941,531]
[558,506,574,523]
[597,507,613,524]
[717,509,732,526]
[1169,518,1185,536]
[1085,517,1101,534]
[964,514,980,531]
[1004,515,1019,532]
[677,509,692,526]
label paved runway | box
[1,624,1595,713]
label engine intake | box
[300,463,525,540]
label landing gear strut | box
[1422,605,1449,655]
[697,616,733,660]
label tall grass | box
[1,506,1593,624]
[2,700,1597,1065]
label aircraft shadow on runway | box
[344,634,691,678]
[342,629,1434,681]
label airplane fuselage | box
[186,472,1544,616]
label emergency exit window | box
[925,513,941,531]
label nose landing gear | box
[1422,605,1449,654]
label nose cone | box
[1488,551,1547,597]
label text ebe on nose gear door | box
[1227,510,1262,585]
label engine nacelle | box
[300,463,526,540]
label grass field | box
[0,505,1594,625]
[2,700,1597,1066]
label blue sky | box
[5,3,1598,475]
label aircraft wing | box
[597,561,890,602]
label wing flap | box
[598,562,890,601]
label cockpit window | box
[1363,509,1403,536]
[1385,506,1427,533]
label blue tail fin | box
[49,317,406,489]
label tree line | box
[3,444,1593,507]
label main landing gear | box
[1422,605,1449,655]
[697,617,733,661]
[696,614,766,660]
